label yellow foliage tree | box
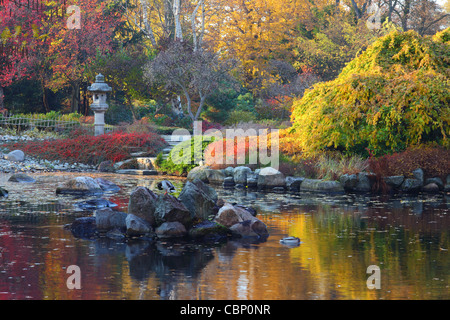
[205,0,333,90]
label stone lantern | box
[88,73,112,136]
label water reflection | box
[0,172,448,300]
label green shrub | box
[289,28,450,157]
[155,137,215,176]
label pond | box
[0,172,448,300]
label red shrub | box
[2,131,167,165]
[369,146,450,181]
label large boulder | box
[257,167,286,189]
[126,214,152,236]
[70,217,98,239]
[128,187,158,226]
[187,166,210,182]
[95,178,120,192]
[56,176,103,196]
[178,178,218,220]
[383,176,405,188]
[233,166,253,185]
[223,176,235,188]
[401,178,422,193]
[425,177,444,190]
[355,172,373,192]
[286,176,304,191]
[339,174,358,191]
[4,150,25,162]
[8,173,35,183]
[95,208,127,232]
[301,179,344,193]
[155,194,191,227]
[214,203,244,227]
[214,203,261,227]
[97,160,116,173]
[412,168,424,185]
[214,203,268,238]
[205,169,226,184]
[155,222,187,239]
[423,183,440,193]
[0,187,8,197]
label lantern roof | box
[88,74,112,92]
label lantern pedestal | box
[87,74,112,136]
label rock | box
[70,217,98,239]
[0,187,8,197]
[154,194,191,227]
[257,167,286,189]
[425,177,444,190]
[214,203,244,227]
[223,177,235,188]
[155,222,187,239]
[188,220,230,241]
[383,176,405,188]
[128,187,158,225]
[412,168,424,185]
[230,219,269,238]
[118,158,139,170]
[178,178,218,221]
[301,179,345,193]
[233,166,252,185]
[75,198,118,210]
[126,214,152,236]
[56,176,103,195]
[235,205,257,217]
[214,203,259,228]
[187,166,210,182]
[205,169,225,184]
[286,176,304,191]
[95,208,127,232]
[95,178,120,192]
[4,150,25,162]
[97,160,116,173]
[355,172,373,192]
[135,157,156,170]
[423,183,440,193]
[401,178,422,193]
[224,167,234,177]
[246,177,258,189]
[339,174,358,191]
[8,173,35,183]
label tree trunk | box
[173,0,183,41]
[140,0,158,48]
[0,86,5,113]
[41,81,50,113]
[71,82,80,113]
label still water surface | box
[0,172,448,300]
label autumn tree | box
[46,0,124,113]
[0,0,43,112]
[205,0,311,92]
[143,41,236,127]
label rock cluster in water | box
[65,177,268,243]
[188,165,450,194]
